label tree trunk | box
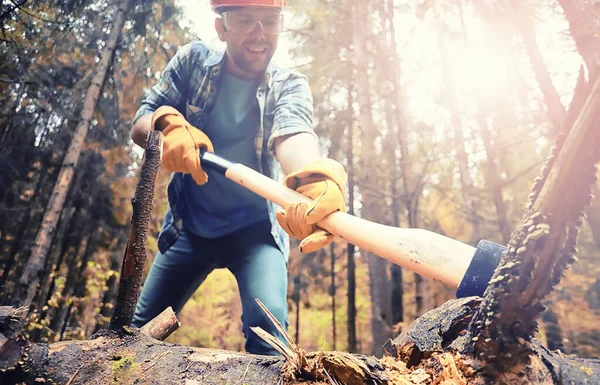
[479,113,511,244]
[587,183,600,247]
[557,0,600,249]
[384,297,600,384]
[350,0,394,356]
[48,228,93,339]
[382,0,429,321]
[346,242,357,352]
[452,120,480,244]
[14,0,133,308]
[390,176,404,325]
[557,0,600,71]
[34,150,88,316]
[94,235,127,332]
[329,242,337,351]
[540,308,564,352]
[4,63,600,385]
[437,7,483,245]
[3,301,597,385]
[1,159,53,304]
[109,127,162,330]
[517,21,566,134]
[35,205,76,313]
[382,0,405,327]
[291,275,301,345]
[469,65,600,373]
[33,200,84,340]
[4,333,286,385]
[345,84,358,354]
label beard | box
[230,41,275,75]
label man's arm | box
[273,132,321,174]
[267,73,320,173]
[130,43,204,149]
[131,113,153,148]
[268,73,347,253]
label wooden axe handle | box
[201,152,476,289]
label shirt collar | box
[203,48,275,87]
[204,49,225,68]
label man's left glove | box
[151,106,214,185]
[275,159,347,253]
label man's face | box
[216,7,282,79]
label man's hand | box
[151,106,214,185]
[276,159,347,253]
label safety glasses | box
[222,11,284,35]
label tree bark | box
[48,227,93,339]
[517,20,566,135]
[382,0,405,327]
[587,183,600,247]
[350,0,394,356]
[384,297,600,384]
[1,158,53,305]
[557,0,600,71]
[110,130,163,330]
[557,0,600,249]
[94,235,127,333]
[3,300,597,385]
[292,274,301,345]
[469,65,600,372]
[3,332,285,385]
[140,307,180,341]
[329,243,337,351]
[479,113,511,244]
[345,84,358,354]
[540,308,564,352]
[383,34,600,385]
[14,0,133,308]
[438,26,481,244]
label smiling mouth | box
[245,46,268,54]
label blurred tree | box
[1,0,190,342]
[14,0,134,309]
[556,0,600,248]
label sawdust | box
[253,298,475,385]
[431,353,468,385]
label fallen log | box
[384,297,600,384]
[140,306,179,341]
[2,326,284,384]
[3,67,600,384]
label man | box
[130,0,346,355]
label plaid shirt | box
[134,41,317,258]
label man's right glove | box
[275,159,347,253]
[151,106,214,185]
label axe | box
[201,151,502,297]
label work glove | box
[151,106,214,185]
[275,159,347,253]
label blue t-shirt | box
[181,68,269,237]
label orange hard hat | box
[211,0,286,12]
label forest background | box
[1,0,599,360]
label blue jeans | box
[132,220,289,355]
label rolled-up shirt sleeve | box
[456,240,506,298]
[267,74,318,155]
[133,43,193,124]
